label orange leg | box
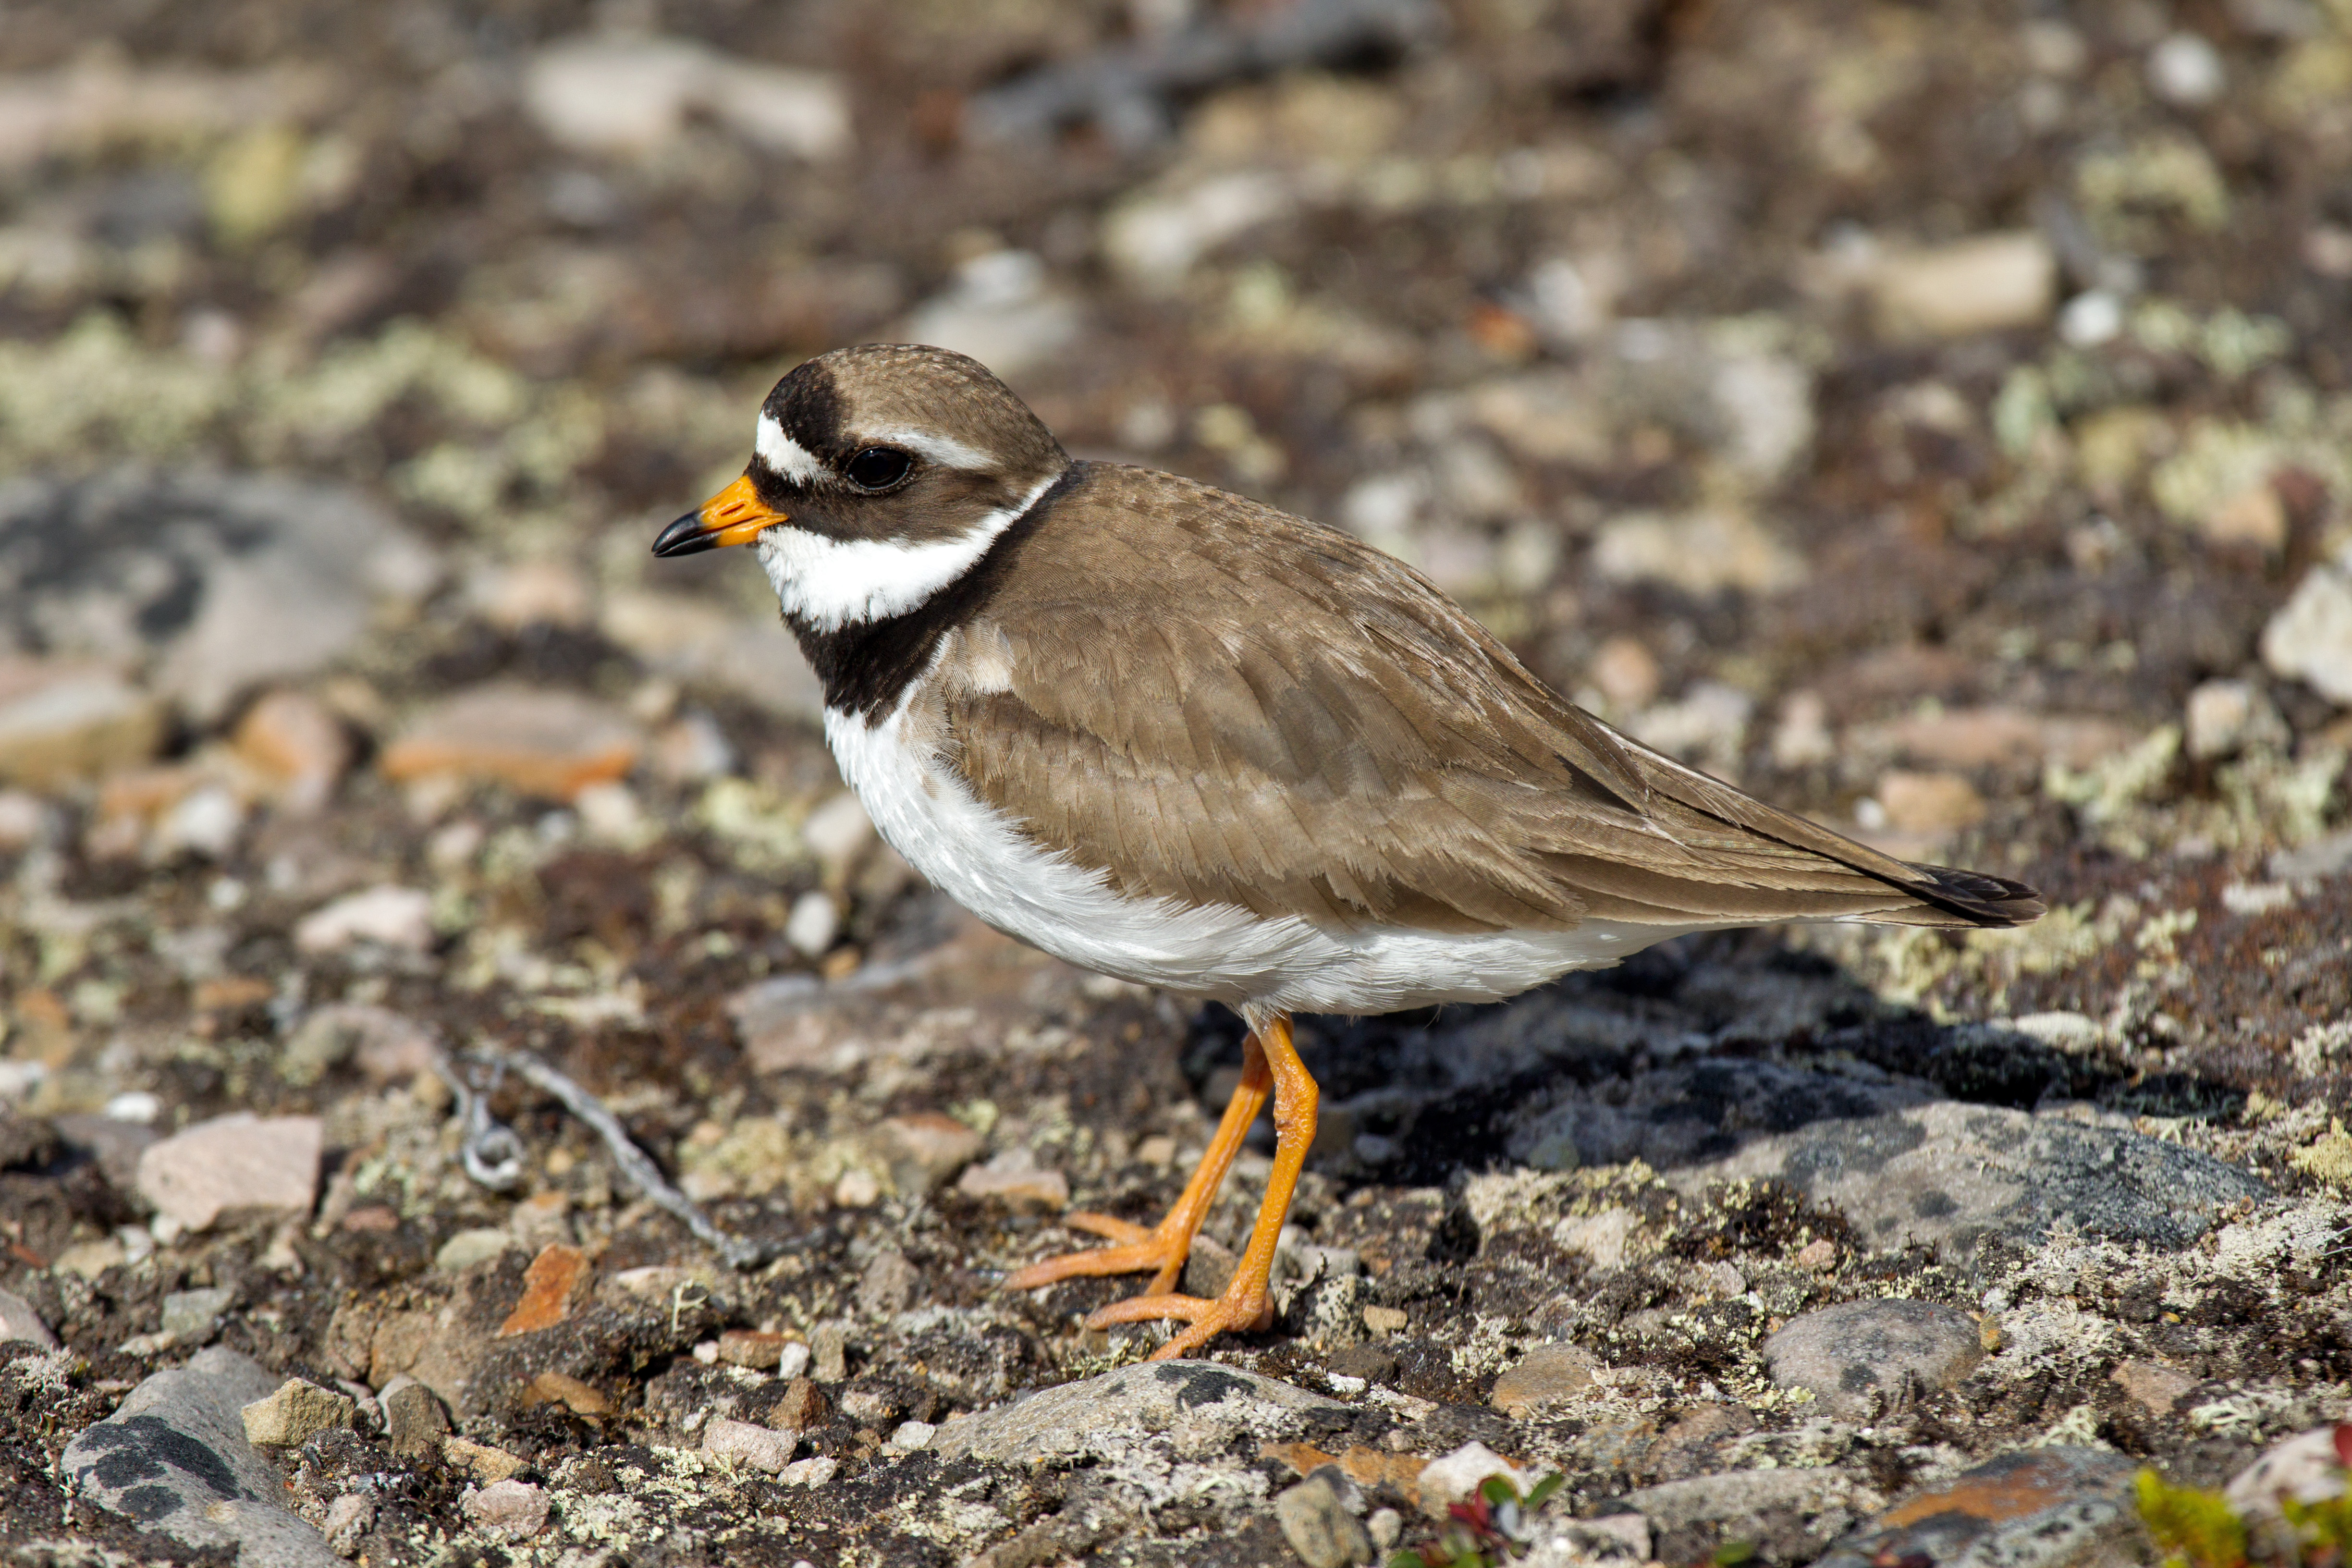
[1003,1030,1272,1298]
[1085,1012,1316,1360]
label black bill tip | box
[651,510,720,558]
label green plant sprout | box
[1389,1471,1567,1568]
[2138,1422,2352,1568]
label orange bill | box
[651,473,787,557]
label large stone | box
[0,660,164,787]
[931,1361,1346,1467]
[1677,1100,2269,1260]
[0,472,437,723]
[2262,554,2352,705]
[1813,1448,2140,1568]
[380,683,641,802]
[1762,1299,1984,1419]
[136,1112,321,1231]
[61,1346,340,1567]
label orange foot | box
[1086,1278,1277,1361]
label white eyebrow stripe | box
[755,414,824,485]
[856,424,995,472]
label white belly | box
[825,703,1709,1016]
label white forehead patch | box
[755,413,823,485]
[753,471,1057,632]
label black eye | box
[842,446,913,491]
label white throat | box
[754,471,1058,633]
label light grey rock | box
[704,1417,793,1474]
[2263,554,2352,705]
[931,1360,1347,1467]
[322,1492,373,1557]
[1763,1299,1984,1419]
[1814,1448,2138,1568]
[61,1346,340,1568]
[1627,1468,1880,1566]
[1678,1100,2268,1259]
[0,472,437,723]
[0,1287,57,1348]
[1275,1472,1373,1568]
[0,661,164,788]
[857,1248,917,1318]
[461,1478,549,1539]
[137,1112,321,1232]
[160,1286,234,1344]
[379,1375,450,1457]
[1490,1342,1599,1418]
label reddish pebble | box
[497,1244,588,1337]
[340,1205,400,1233]
[717,1329,797,1370]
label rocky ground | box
[3,0,2352,1565]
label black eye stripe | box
[843,446,914,492]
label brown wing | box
[928,466,2041,935]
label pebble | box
[811,1322,849,1382]
[768,1377,830,1432]
[460,1479,548,1539]
[1362,1305,1408,1336]
[62,1346,340,1568]
[1869,231,2056,339]
[1274,1472,1374,1568]
[1591,507,1806,596]
[857,1248,918,1317]
[136,1112,321,1232]
[879,1112,987,1192]
[780,1456,838,1489]
[931,1361,1346,1467]
[527,1371,611,1416]
[715,1329,799,1370]
[441,1435,526,1483]
[1588,636,1662,713]
[2261,554,2352,705]
[379,684,641,803]
[232,689,348,812]
[241,1378,356,1447]
[900,249,1081,381]
[784,890,840,956]
[1102,171,1288,293]
[322,1492,373,1557]
[1489,1342,1599,1418]
[889,1420,937,1451]
[1685,1100,2269,1261]
[1416,1442,1530,1518]
[705,1416,795,1474]
[799,791,876,876]
[2225,1424,2352,1515]
[434,1228,518,1273]
[523,34,847,160]
[2110,1360,2197,1418]
[958,1150,1071,1209]
[161,1286,234,1343]
[2185,678,2287,760]
[293,885,434,954]
[379,1376,451,1457]
[0,1287,58,1348]
[496,1243,588,1336]
[599,591,824,723]
[1763,1299,1984,1418]
[1627,1467,1875,1564]
[1814,1447,2138,1568]
[2147,31,2225,107]
[0,661,166,787]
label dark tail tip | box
[1907,863,2046,927]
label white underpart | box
[827,698,1716,1017]
[754,472,1057,632]
[755,414,823,485]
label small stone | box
[1490,1342,1600,1419]
[2185,679,2287,760]
[380,683,641,803]
[716,1329,799,1370]
[1813,1448,2139,1568]
[2109,1360,2196,1418]
[879,1112,986,1191]
[2147,31,2225,107]
[1762,1298,1983,1419]
[957,1150,1070,1209]
[1587,636,1661,712]
[768,1377,830,1432]
[441,1435,525,1483]
[2262,556,2352,705]
[1870,232,2057,340]
[1771,690,1836,769]
[1417,1442,1531,1519]
[784,891,840,956]
[497,1243,588,1336]
[1793,1238,1839,1272]
[1874,770,1988,834]
[322,1492,373,1557]
[137,1112,321,1232]
[0,1288,58,1348]
[799,792,875,875]
[460,1479,548,1539]
[889,1420,936,1451]
[293,885,433,954]
[1326,1344,1398,1385]
[379,1376,450,1457]
[780,1456,838,1489]
[233,689,348,812]
[0,660,165,787]
[810,1322,850,1382]
[161,1286,234,1343]
[2225,1425,2352,1516]
[858,1249,918,1317]
[2202,482,2288,552]
[51,1237,127,1279]
[526,1370,610,1416]
[1592,508,1806,597]
[435,1228,518,1273]
[523,35,846,160]
[1362,1306,1409,1336]
[704,1416,794,1473]
[241,1378,356,1447]
[1275,1473,1374,1568]
[833,1167,882,1207]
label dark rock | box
[1763,1298,1984,1419]
[1813,1448,2142,1568]
[1274,1471,1373,1568]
